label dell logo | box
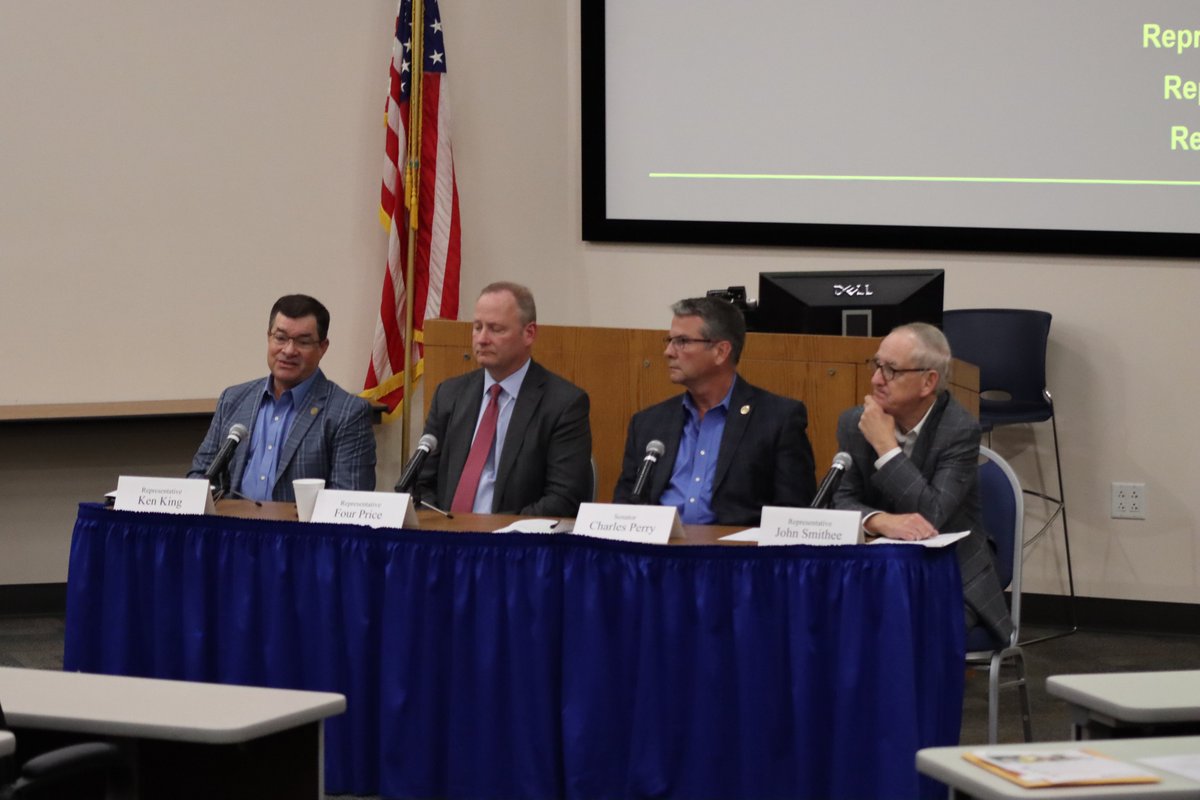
[833,283,874,297]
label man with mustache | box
[189,294,376,501]
[412,282,592,516]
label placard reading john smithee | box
[758,506,862,546]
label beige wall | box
[2,2,1196,605]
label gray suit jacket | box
[833,392,1014,643]
[188,370,376,502]
[414,360,592,517]
[612,377,816,525]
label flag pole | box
[401,0,425,456]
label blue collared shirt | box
[466,359,531,513]
[239,371,319,501]
[659,378,736,524]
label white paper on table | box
[868,530,971,548]
[1139,754,1200,781]
[493,519,561,534]
[719,528,760,542]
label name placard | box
[310,490,418,529]
[114,476,216,515]
[758,506,863,546]
[571,503,683,545]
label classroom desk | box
[1047,672,1200,740]
[0,666,344,799]
[64,501,967,800]
[918,736,1200,800]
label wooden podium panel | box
[423,320,978,504]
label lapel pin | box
[740,404,750,415]
[310,407,319,416]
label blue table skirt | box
[64,503,965,799]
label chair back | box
[943,309,1053,425]
[977,446,1023,647]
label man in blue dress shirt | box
[188,294,376,502]
[613,296,816,525]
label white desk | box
[918,736,1200,800]
[0,667,345,800]
[1047,671,1200,740]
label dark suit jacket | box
[188,370,376,502]
[612,377,816,525]
[833,392,1014,643]
[414,360,592,517]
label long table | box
[63,501,967,799]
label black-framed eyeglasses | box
[663,335,715,350]
[868,357,929,382]
[269,331,322,351]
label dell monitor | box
[753,270,944,337]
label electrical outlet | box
[1111,482,1146,520]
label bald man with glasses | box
[613,296,816,525]
[832,322,1012,642]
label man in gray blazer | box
[412,282,592,517]
[833,322,1013,643]
[188,294,376,502]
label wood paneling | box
[424,321,978,503]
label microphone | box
[395,433,438,494]
[810,451,852,509]
[203,423,249,483]
[631,439,666,502]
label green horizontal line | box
[647,172,1200,187]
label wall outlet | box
[1111,482,1146,520]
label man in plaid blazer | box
[189,295,376,502]
[833,322,1013,643]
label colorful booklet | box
[964,749,1161,788]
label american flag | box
[364,0,461,418]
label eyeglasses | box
[868,357,929,382]
[269,331,322,351]
[663,336,715,350]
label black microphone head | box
[646,439,666,458]
[417,433,438,454]
[228,423,249,442]
[832,451,852,470]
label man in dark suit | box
[189,294,376,502]
[412,282,592,517]
[833,322,1013,641]
[613,296,816,525]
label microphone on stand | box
[810,451,852,509]
[395,434,438,494]
[204,423,249,499]
[632,440,666,503]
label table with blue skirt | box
[63,501,966,799]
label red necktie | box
[451,384,502,512]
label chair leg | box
[1015,651,1033,741]
[1021,412,1079,645]
[987,652,1001,744]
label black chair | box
[943,308,1076,642]
[0,701,122,800]
[967,446,1033,743]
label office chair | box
[967,446,1033,744]
[0,701,122,800]
[943,308,1076,643]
